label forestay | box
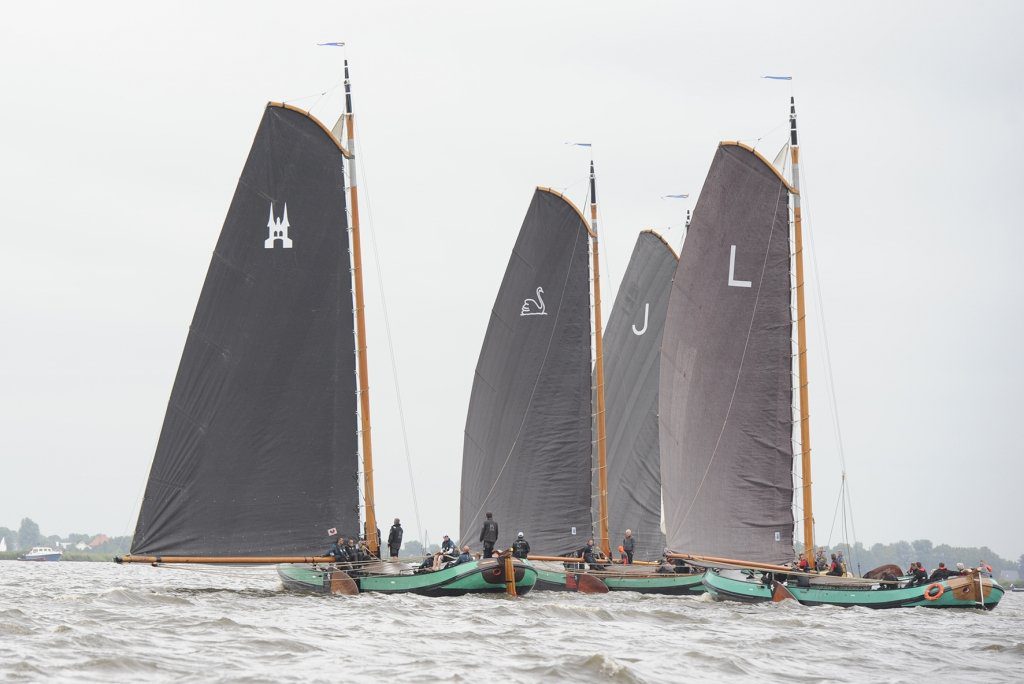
[460,188,593,556]
[659,143,795,565]
[131,104,359,556]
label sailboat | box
[659,99,1003,609]
[117,60,536,597]
[459,165,702,594]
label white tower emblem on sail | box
[521,287,547,316]
[264,203,293,249]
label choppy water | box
[1,561,1021,682]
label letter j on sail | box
[728,245,751,288]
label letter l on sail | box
[728,245,752,288]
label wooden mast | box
[590,160,611,558]
[343,59,380,557]
[789,96,814,557]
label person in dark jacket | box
[479,512,499,558]
[581,538,606,571]
[440,535,458,561]
[324,536,348,562]
[345,537,362,564]
[908,561,928,586]
[621,530,635,564]
[387,518,403,559]
[928,562,950,582]
[827,553,843,577]
[455,545,473,565]
[511,532,531,559]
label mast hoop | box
[719,142,797,194]
[267,102,353,159]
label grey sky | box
[1,2,1021,559]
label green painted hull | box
[277,559,537,596]
[533,565,705,595]
[702,569,1005,610]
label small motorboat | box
[18,546,63,562]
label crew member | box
[827,553,843,577]
[387,518,403,559]
[621,530,635,565]
[908,561,928,586]
[324,536,348,562]
[795,553,810,573]
[455,545,473,565]
[479,512,499,558]
[440,534,458,562]
[581,538,606,571]
[511,532,531,559]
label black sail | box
[131,104,359,556]
[460,188,594,555]
[601,231,678,560]
[659,143,795,564]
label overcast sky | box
[2,1,1022,560]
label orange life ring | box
[924,583,944,600]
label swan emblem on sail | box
[632,302,650,335]
[521,287,547,316]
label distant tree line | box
[0,518,130,555]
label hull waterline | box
[277,559,537,596]
[702,569,1005,610]
[533,564,705,595]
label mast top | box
[589,160,597,207]
[789,96,798,147]
[344,59,353,116]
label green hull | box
[277,559,537,596]
[533,565,705,595]
[702,569,1005,610]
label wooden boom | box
[115,555,335,565]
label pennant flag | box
[762,75,792,80]
[318,42,346,47]
[327,527,338,536]
[661,194,689,199]
[564,142,592,147]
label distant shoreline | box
[0,552,116,563]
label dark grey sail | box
[460,188,594,556]
[659,142,795,564]
[600,231,678,560]
[132,104,359,556]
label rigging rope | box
[799,149,859,562]
[349,116,424,547]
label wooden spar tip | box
[266,102,353,159]
[718,141,797,194]
[114,555,337,565]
